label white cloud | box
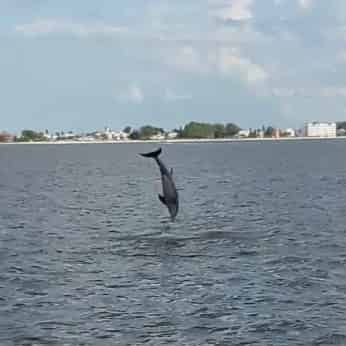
[216,48,268,84]
[210,0,254,21]
[165,45,267,86]
[15,19,127,37]
[298,0,313,10]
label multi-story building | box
[305,122,336,138]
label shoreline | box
[0,136,345,145]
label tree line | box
[129,122,241,140]
[128,122,288,139]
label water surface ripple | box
[1,141,346,345]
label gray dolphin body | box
[140,148,179,221]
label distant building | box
[257,130,264,138]
[305,122,336,138]
[166,131,179,139]
[93,131,102,139]
[273,128,280,138]
[77,136,95,141]
[150,133,165,140]
[98,127,130,140]
[236,129,250,138]
[120,131,129,140]
[283,128,296,137]
[101,127,113,140]
[112,131,129,140]
[43,131,51,140]
[0,131,14,142]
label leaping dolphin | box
[140,148,179,221]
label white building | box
[78,136,95,141]
[103,127,113,140]
[59,131,76,140]
[150,133,165,140]
[305,122,336,138]
[112,131,129,140]
[257,130,264,138]
[236,129,250,138]
[166,131,179,139]
[99,128,130,140]
[283,128,296,137]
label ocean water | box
[1,141,346,345]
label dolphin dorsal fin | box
[158,194,166,205]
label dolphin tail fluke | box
[139,147,162,158]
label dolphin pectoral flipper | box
[158,194,166,205]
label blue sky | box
[1,0,346,132]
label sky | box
[1,0,346,133]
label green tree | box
[123,126,132,134]
[129,130,140,140]
[213,123,226,138]
[181,121,240,139]
[18,130,45,142]
[264,126,275,137]
[172,127,183,138]
[181,122,215,138]
[337,122,346,130]
[225,123,241,137]
[138,125,164,139]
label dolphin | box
[140,147,179,221]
